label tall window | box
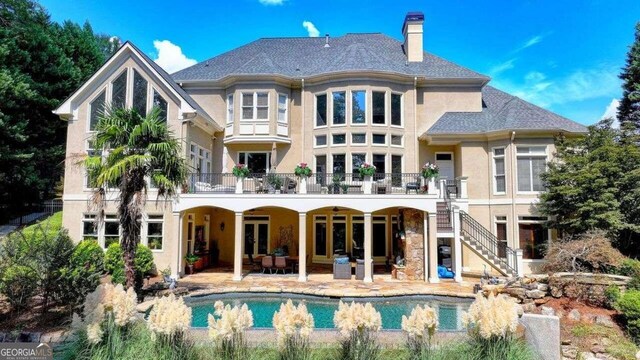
[391,93,402,126]
[391,155,402,186]
[242,92,269,121]
[517,146,546,192]
[518,218,548,260]
[226,94,234,124]
[104,215,120,248]
[82,214,97,241]
[314,216,327,256]
[372,91,385,124]
[495,216,507,258]
[315,155,326,174]
[351,90,366,124]
[111,71,127,109]
[352,153,366,180]
[351,215,364,259]
[332,91,346,125]
[152,90,167,122]
[493,147,506,194]
[89,91,105,131]
[332,215,347,255]
[146,215,163,250]
[333,154,345,174]
[278,94,288,123]
[238,152,269,174]
[132,70,148,116]
[373,154,385,178]
[372,216,387,257]
[316,94,327,127]
[191,144,211,174]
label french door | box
[243,216,269,256]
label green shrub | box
[71,240,104,272]
[467,336,534,360]
[104,243,155,285]
[618,259,640,277]
[616,290,640,342]
[605,285,621,309]
[0,265,38,311]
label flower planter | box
[299,177,307,194]
[185,264,195,275]
[363,175,372,194]
[235,177,243,194]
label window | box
[111,71,127,109]
[332,91,346,125]
[242,92,269,121]
[190,144,211,174]
[373,154,385,177]
[372,216,387,257]
[352,153,366,180]
[351,133,366,145]
[495,216,507,258]
[132,70,148,116]
[391,135,403,146]
[332,215,347,255]
[372,91,385,124]
[316,155,327,184]
[493,147,506,194]
[278,94,288,123]
[315,135,327,147]
[152,90,167,122]
[316,94,327,127]
[391,93,402,126]
[226,94,234,124]
[85,140,101,188]
[351,216,364,259]
[314,216,327,256]
[518,219,548,260]
[391,155,402,186]
[517,146,546,192]
[372,134,386,145]
[238,152,269,174]
[82,214,97,241]
[351,90,366,124]
[147,215,163,250]
[89,90,105,131]
[104,215,120,248]
[332,133,346,145]
[333,154,345,174]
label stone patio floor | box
[178,270,477,299]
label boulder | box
[541,306,555,316]
[562,346,577,359]
[525,289,546,299]
[568,309,581,321]
[594,315,615,328]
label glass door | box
[244,216,269,256]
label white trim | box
[242,215,270,257]
[312,215,329,261]
[390,92,403,128]
[390,134,403,147]
[435,151,455,180]
[314,92,328,129]
[515,145,548,195]
[226,93,234,124]
[237,151,271,173]
[331,90,347,126]
[331,214,347,255]
[314,134,328,148]
[277,93,288,124]
[371,90,387,126]
[516,215,551,260]
[350,89,367,126]
[468,198,540,205]
[144,214,165,252]
[240,91,270,121]
[492,146,507,195]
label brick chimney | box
[402,12,424,62]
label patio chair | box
[261,256,274,274]
[274,256,288,274]
[333,256,352,280]
[283,177,297,194]
[405,176,421,194]
[355,259,373,280]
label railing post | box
[439,179,447,198]
[299,177,307,194]
[235,177,243,194]
[515,249,524,277]
[363,175,372,194]
[456,176,468,199]
[452,206,463,283]
[427,177,437,195]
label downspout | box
[301,78,305,162]
[510,131,517,249]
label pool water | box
[188,293,471,331]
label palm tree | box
[84,106,188,288]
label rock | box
[568,309,581,321]
[526,289,546,299]
[600,338,612,347]
[595,315,615,328]
[522,303,536,313]
[591,345,605,354]
[562,339,572,345]
[541,306,555,316]
[550,285,564,298]
[562,346,578,359]
[504,287,527,298]
[537,283,549,292]
[535,298,550,305]
[579,352,596,360]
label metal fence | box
[4,199,63,227]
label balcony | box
[186,173,468,197]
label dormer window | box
[242,92,269,121]
[132,70,148,116]
[111,71,127,109]
[152,90,167,122]
[89,90,106,131]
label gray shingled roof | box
[172,33,489,81]
[425,86,588,135]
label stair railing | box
[459,210,518,276]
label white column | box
[427,178,438,195]
[233,212,243,281]
[516,249,524,277]
[299,177,307,194]
[456,176,468,198]
[428,212,439,283]
[298,212,307,282]
[363,175,372,194]
[363,213,373,283]
[235,177,243,194]
[452,206,463,283]
[172,212,183,279]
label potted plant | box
[232,163,250,178]
[266,173,283,193]
[421,162,439,179]
[160,266,172,283]
[184,253,200,275]
[331,174,343,194]
[358,163,376,177]
[294,162,312,177]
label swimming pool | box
[187,293,471,331]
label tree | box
[85,107,187,288]
[0,0,115,221]
[618,22,640,131]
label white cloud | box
[513,33,550,53]
[152,40,197,74]
[259,0,285,5]
[302,21,320,37]
[601,99,620,127]
[489,58,517,76]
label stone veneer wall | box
[399,208,425,280]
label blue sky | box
[41,0,640,125]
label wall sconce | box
[220,222,225,232]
